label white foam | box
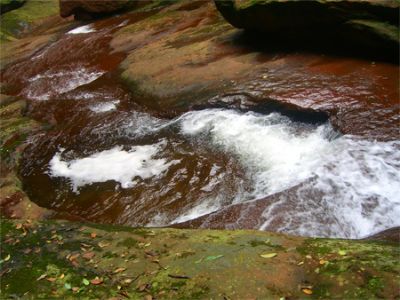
[180,109,332,197]
[89,100,119,113]
[24,67,105,100]
[67,24,96,34]
[172,196,222,224]
[259,137,400,238]
[49,141,179,192]
[179,109,400,238]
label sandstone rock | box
[215,0,399,61]
[59,0,138,20]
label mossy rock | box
[214,0,399,62]
[0,0,59,41]
[1,219,399,299]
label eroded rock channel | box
[1,0,399,240]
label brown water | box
[2,8,399,238]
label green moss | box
[0,0,59,41]
[367,277,385,292]
[117,237,139,248]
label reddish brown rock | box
[59,0,136,20]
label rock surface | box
[1,219,399,299]
[215,0,399,62]
[59,0,138,20]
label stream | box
[2,12,399,239]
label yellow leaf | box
[98,241,109,248]
[113,267,126,274]
[4,254,11,261]
[319,259,327,265]
[260,253,277,258]
[302,288,313,295]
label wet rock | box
[0,0,61,41]
[215,0,399,62]
[364,227,400,244]
[59,0,139,20]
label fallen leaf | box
[338,250,347,256]
[82,252,95,260]
[69,253,80,261]
[194,258,203,264]
[302,288,313,295]
[144,295,152,300]
[144,250,157,257]
[37,274,47,281]
[4,254,11,262]
[124,278,133,284]
[98,241,110,248]
[71,260,79,267]
[82,278,90,286]
[113,267,126,274]
[90,232,97,238]
[319,259,327,265]
[168,274,190,279]
[23,248,32,254]
[260,253,277,258]
[46,277,57,282]
[137,283,148,292]
[297,261,304,266]
[204,255,224,261]
[64,283,72,290]
[16,224,23,230]
[59,274,65,279]
[90,277,103,285]
[72,287,79,292]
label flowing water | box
[2,11,399,239]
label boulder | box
[0,0,26,15]
[214,0,399,61]
[59,0,137,20]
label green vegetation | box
[1,219,399,299]
[0,0,59,41]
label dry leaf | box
[69,253,80,261]
[15,224,23,230]
[23,248,32,254]
[90,232,97,238]
[113,267,126,274]
[46,277,57,282]
[302,288,313,295]
[37,274,47,281]
[82,252,95,260]
[144,295,152,300]
[260,253,277,258]
[98,241,110,248]
[90,277,103,285]
[137,283,147,292]
[4,254,11,262]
